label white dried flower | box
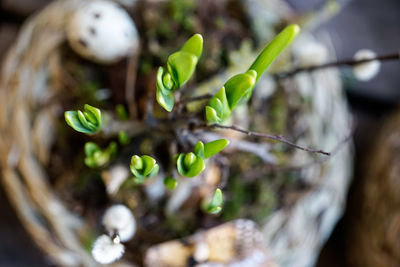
[353,49,381,81]
[67,0,138,63]
[92,234,125,264]
[102,204,136,242]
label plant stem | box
[208,124,331,156]
[274,52,400,79]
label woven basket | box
[347,111,400,267]
[0,0,353,266]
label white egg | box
[102,204,136,242]
[67,0,138,63]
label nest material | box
[347,112,400,267]
[0,0,353,266]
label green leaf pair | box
[156,34,203,112]
[130,155,160,183]
[65,104,102,134]
[84,142,117,168]
[204,188,223,214]
[206,24,300,123]
[176,139,229,178]
[206,70,257,123]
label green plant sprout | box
[130,155,160,183]
[203,188,223,214]
[118,131,131,145]
[115,104,129,121]
[164,176,178,190]
[84,142,117,168]
[176,139,229,178]
[65,104,102,134]
[64,24,312,215]
[206,24,300,123]
[156,34,203,111]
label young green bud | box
[164,176,178,190]
[176,139,229,178]
[156,34,203,112]
[176,153,205,178]
[206,24,300,123]
[204,188,223,214]
[84,142,117,168]
[130,155,159,183]
[65,104,102,134]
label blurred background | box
[0,0,399,266]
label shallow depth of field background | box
[0,0,399,266]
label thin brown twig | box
[243,129,353,180]
[208,124,331,156]
[283,129,353,170]
[274,52,400,80]
[125,44,141,119]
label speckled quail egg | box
[66,0,138,64]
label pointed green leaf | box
[176,153,205,178]
[142,155,157,176]
[210,188,223,207]
[118,131,131,145]
[208,206,222,214]
[84,104,101,126]
[106,142,117,158]
[204,139,229,158]
[84,142,99,156]
[184,152,196,168]
[194,141,205,158]
[186,157,205,178]
[203,188,223,214]
[224,70,257,110]
[249,24,300,82]
[131,155,143,170]
[156,87,175,112]
[65,111,93,134]
[176,153,186,175]
[157,67,173,95]
[205,106,221,124]
[204,188,223,214]
[162,72,174,90]
[116,104,129,121]
[148,164,160,178]
[181,34,203,59]
[64,105,101,134]
[77,110,91,129]
[167,51,197,88]
[84,142,115,168]
[130,155,159,180]
[164,176,178,190]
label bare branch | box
[274,52,400,80]
[125,45,141,119]
[190,132,277,164]
[208,124,331,156]
[245,129,353,179]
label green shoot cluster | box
[156,34,203,111]
[176,139,229,178]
